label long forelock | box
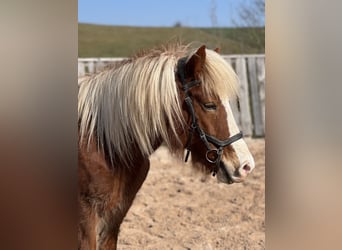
[190,49,239,101]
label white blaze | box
[222,99,255,173]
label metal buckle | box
[205,149,219,163]
[206,147,224,164]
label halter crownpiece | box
[177,57,243,176]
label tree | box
[232,0,265,53]
[235,0,265,27]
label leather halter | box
[177,57,243,176]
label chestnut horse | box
[78,44,255,249]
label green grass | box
[78,23,265,57]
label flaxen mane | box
[78,44,238,165]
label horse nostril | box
[242,164,251,173]
[234,162,254,179]
[243,164,251,172]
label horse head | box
[176,45,255,184]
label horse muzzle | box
[216,161,253,184]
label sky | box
[78,0,255,28]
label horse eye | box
[203,102,217,110]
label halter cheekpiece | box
[176,57,243,176]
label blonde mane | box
[78,44,238,165]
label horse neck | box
[105,135,164,167]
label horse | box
[78,44,255,249]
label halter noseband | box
[177,57,243,176]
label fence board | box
[235,57,253,136]
[96,61,106,72]
[256,57,265,128]
[225,58,241,128]
[248,57,264,136]
[87,61,95,74]
[78,62,85,77]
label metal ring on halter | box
[205,149,219,164]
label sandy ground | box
[118,139,265,250]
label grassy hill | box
[79,23,264,57]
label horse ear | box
[185,45,206,77]
[214,47,220,53]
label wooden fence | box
[78,55,265,137]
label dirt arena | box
[118,138,265,249]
